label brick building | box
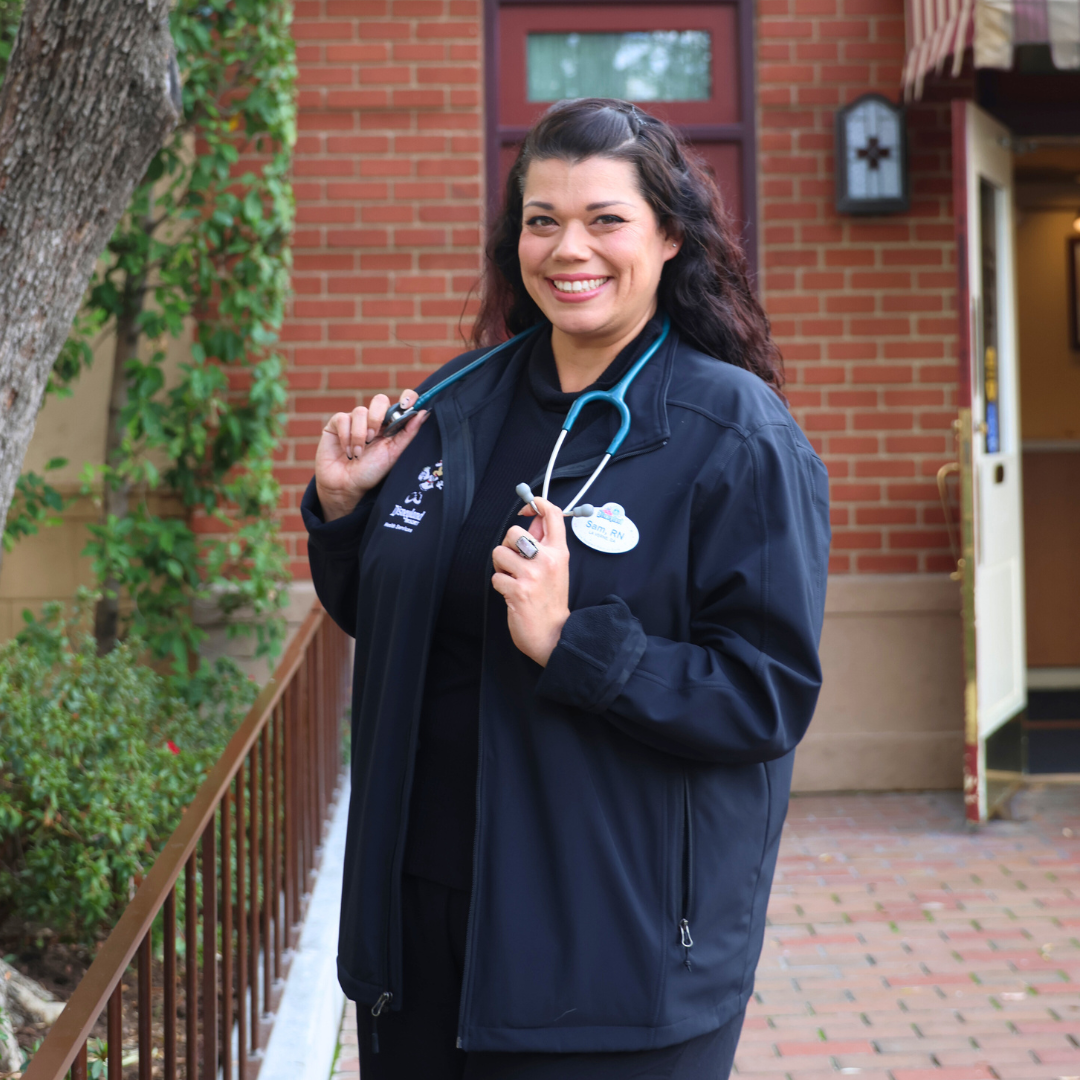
[280,0,970,569]
[7,0,1073,815]
[273,0,1080,815]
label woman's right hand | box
[315,391,427,522]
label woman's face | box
[518,156,679,345]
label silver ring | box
[515,535,539,560]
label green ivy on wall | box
[7,0,298,671]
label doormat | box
[1025,690,1080,773]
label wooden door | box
[486,0,756,271]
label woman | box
[304,99,830,1079]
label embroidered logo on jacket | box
[405,461,443,504]
[384,460,443,534]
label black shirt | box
[403,318,662,890]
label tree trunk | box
[0,0,180,539]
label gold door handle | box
[937,461,963,581]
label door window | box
[526,31,712,102]
[979,177,1002,455]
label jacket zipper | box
[455,453,668,1047]
[454,498,522,1048]
[369,990,393,1053]
[373,411,474,1050]
[680,771,694,970]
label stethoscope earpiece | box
[515,482,594,518]
[515,482,540,515]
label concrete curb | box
[259,777,349,1080]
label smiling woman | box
[514,156,679,390]
[304,98,829,1080]
[475,98,784,394]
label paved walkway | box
[333,1000,359,1080]
[331,788,1080,1079]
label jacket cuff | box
[536,595,647,714]
[301,477,375,557]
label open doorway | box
[1014,144,1080,771]
[981,139,1080,783]
[951,104,1080,817]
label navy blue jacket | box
[302,325,830,1053]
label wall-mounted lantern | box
[835,93,909,215]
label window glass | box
[843,98,902,200]
[978,176,1001,455]
[526,31,711,102]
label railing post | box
[222,788,233,1080]
[284,686,296,940]
[184,855,197,1080]
[262,724,273,1012]
[249,739,261,1052]
[202,817,218,1080]
[107,984,121,1080]
[272,702,284,981]
[237,759,248,1078]
[137,933,151,1080]
[163,887,177,1079]
[298,655,311,894]
[70,1042,87,1080]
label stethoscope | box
[382,313,672,517]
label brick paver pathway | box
[331,789,1080,1079]
[333,1000,359,1080]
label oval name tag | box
[571,502,639,554]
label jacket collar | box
[445,318,675,463]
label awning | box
[904,0,1080,96]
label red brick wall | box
[281,0,484,577]
[279,0,972,580]
[757,0,970,573]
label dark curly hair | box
[472,98,784,393]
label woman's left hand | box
[492,497,570,666]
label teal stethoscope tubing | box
[381,313,672,514]
[542,313,670,513]
[380,322,543,436]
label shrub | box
[0,600,256,944]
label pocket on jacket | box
[659,763,769,1023]
[678,770,695,970]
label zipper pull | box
[371,990,393,1053]
[679,918,693,970]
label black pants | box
[357,875,745,1080]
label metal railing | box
[24,602,351,1080]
